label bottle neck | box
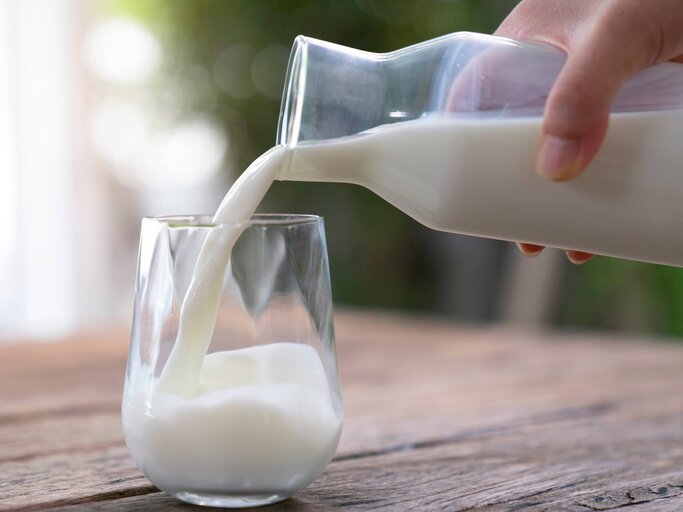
[275,141,360,185]
[277,36,386,148]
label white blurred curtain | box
[0,0,113,339]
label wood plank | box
[15,406,683,511]
[2,312,683,510]
[3,332,680,465]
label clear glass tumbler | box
[122,214,342,508]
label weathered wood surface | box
[2,311,683,511]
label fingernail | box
[517,243,544,257]
[566,250,594,265]
[537,135,581,181]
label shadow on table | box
[68,493,336,511]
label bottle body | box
[277,32,683,267]
[281,110,683,266]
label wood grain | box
[2,311,683,511]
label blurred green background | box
[98,0,683,338]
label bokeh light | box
[213,43,257,99]
[85,17,161,85]
[251,45,290,99]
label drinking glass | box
[122,214,342,508]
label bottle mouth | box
[277,36,308,147]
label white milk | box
[125,144,341,498]
[123,343,341,496]
[283,111,683,267]
[157,146,288,397]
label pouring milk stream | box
[125,32,683,497]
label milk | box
[123,343,341,496]
[126,108,683,499]
[283,111,683,267]
[124,144,342,499]
[157,145,288,398]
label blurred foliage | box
[100,0,683,336]
[558,259,683,338]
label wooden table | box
[3,311,683,511]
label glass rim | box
[143,213,323,229]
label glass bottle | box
[277,32,683,266]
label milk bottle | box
[276,33,683,267]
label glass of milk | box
[122,214,342,508]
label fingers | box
[565,250,594,265]
[516,243,594,265]
[495,0,597,51]
[537,0,683,180]
[536,29,630,179]
[498,0,683,181]
[517,243,544,257]
[445,44,564,114]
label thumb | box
[537,5,668,181]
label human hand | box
[497,0,683,263]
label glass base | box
[173,491,289,508]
